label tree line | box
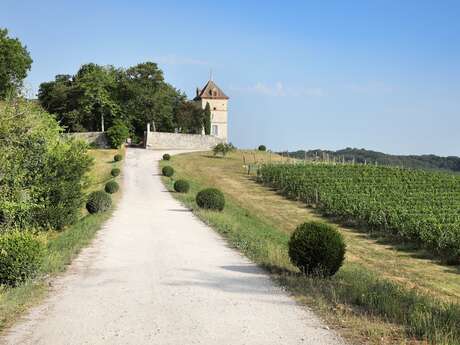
[0,27,212,143]
[286,148,460,173]
[38,62,211,141]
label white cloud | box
[230,82,325,97]
[153,54,208,66]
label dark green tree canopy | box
[0,28,33,99]
[38,61,196,139]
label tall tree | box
[203,102,211,135]
[175,101,204,134]
[0,28,33,99]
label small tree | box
[106,119,129,148]
[204,102,211,135]
[0,28,33,99]
[213,143,235,157]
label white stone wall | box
[65,132,109,148]
[145,131,224,150]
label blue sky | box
[2,0,459,155]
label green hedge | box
[0,231,45,286]
[196,188,225,211]
[288,221,345,276]
[86,191,112,214]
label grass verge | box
[161,151,460,345]
[0,147,123,331]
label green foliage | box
[174,179,190,193]
[162,166,174,177]
[0,99,93,231]
[86,191,112,214]
[104,181,119,194]
[175,101,204,134]
[203,102,211,135]
[0,231,45,286]
[0,28,33,99]
[196,188,225,211]
[212,143,235,157]
[259,163,460,262]
[162,153,171,161]
[288,222,345,276]
[110,168,121,177]
[258,145,267,151]
[38,61,185,136]
[113,154,123,162]
[106,119,129,148]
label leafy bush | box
[114,154,123,162]
[0,231,45,286]
[162,166,174,177]
[213,143,235,157]
[288,221,345,276]
[196,188,225,211]
[174,180,190,193]
[258,145,267,151]
[163,153,171,161]
[86,191,112,214]
[105,181,119,194]
[106,119,129,149]
[111,168,121,177]
[0,100,93,231]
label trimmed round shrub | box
[174,179,190,193]
[114,154,123,162]
[163,153,171,161]
[86,191,112,214]
[0,231,45,286]
[111,168,121,177]
[105,181,119,194]
[162,166,174,177]
[196,188,225,211]
[288,221,345,276]
[258,145,267,151]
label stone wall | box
[145,131,224,150]
[65,132,109,148]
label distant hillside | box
[285,148,460,172]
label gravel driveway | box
[1,148,344,345]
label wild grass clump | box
[288,221,345,276]
[163,153,171,161]
[0,231,45,286]
[162,166,174,177]
[114,154,123,162]
[213,143,235,157]
[111,168,121,177]
[174,180,190,193]
[86,191,112,214]
[196,188,225,211]
[105,181,119,194]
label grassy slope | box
[0,148,123,330]
[161,150,460,345]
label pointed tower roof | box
[194,80,229,100]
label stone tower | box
[194,79,229,141]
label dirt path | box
[1,148,344,345]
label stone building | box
[194,79,229,141]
